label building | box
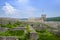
[0,17,20,25]
[28,14,46,22]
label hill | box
[46,17,60,21]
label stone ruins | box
[0,14,60,40]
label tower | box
[41,14,46,21]
[41,9,46,21]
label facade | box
[28,14,46,22]
[0,18,19,25]
[0,14,46,24]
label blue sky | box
[0,0,60,18]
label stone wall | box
[44,21,60,29]
[30,32,38,40]
[10,27,26,31]
[29,26,38,40]
[0,36,17,40]
[0,27,8,32]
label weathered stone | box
[0,36,18,40]
[10,27,26,31]
[0,27,8,32]
[30,32,38,40]
[6,37,16,40]
[0,37,3,40]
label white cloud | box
[24,6,37,17]
[16,6,37,18]
[2,2,18,15]
[16,0,37,17]
[2,0,37,18]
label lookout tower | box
[41,14,46,21]
[41,9,46,21]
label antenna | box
[42,9,44,14]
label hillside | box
[46,17,60,21]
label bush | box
[0,30,24,36]
[36,30,60,40]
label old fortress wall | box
[0,14,60,40]
[0,14,60,27]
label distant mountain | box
[46,17,60,21]
[20,18,28,20]
[0,17,60,21]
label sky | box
[0,0,60,18]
